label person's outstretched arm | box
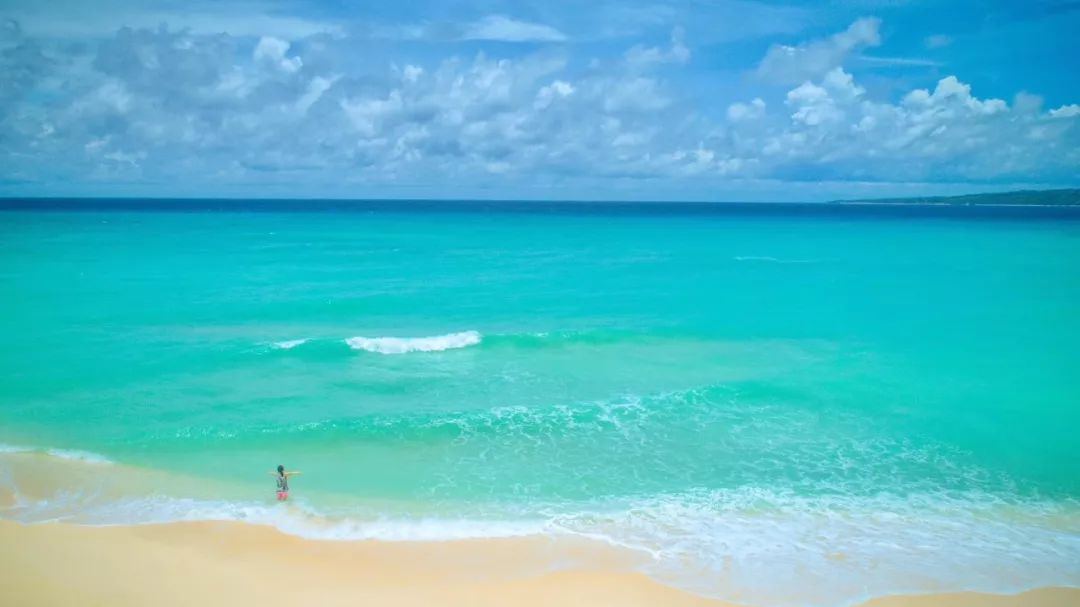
[286,471,302,476]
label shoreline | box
[2,450,1079,606]
[1,520,1077,607]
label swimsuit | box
[276,474,289,500]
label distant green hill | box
[833,188,1080,206]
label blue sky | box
[1,0,1078,201]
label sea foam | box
[271,338,309,350]
[43,449,114,465]
[0,443,113,464]
[345,331,481,354]
[3,480,1077,607]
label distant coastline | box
[831,188,1080,207]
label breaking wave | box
[345,331,482,354]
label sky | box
[1,0,1078,202]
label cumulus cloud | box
[461,15,567,43]
[254,37,303,73]
[723,67,1079,182]
[757,17,881,84]
[0,16,1077,196]
[534,80,574,109]
[1012,92,1043,114]
[901,76,1006,115]
[0,22,716,189]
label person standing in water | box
[270,464,301,501]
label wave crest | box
[271,339,309,350]
[345,331,481,354]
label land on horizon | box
[833,188,1080,206]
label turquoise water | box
[1,204,1079,605]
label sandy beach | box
[0,519,1076,607]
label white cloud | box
[0,18,1077,196]
[757,17,881,84]
[855,55,941,68]
[534,80,574,109]
[461,15,567,43]
[254,36,302,73]
[401,65,424,83]
[722,68,1077,182]
[1013,92,1043,114]
[103,149,144,166]
[1049,104,1080,118]
[297,75,337,114]
[783,68,867,127]
[81,80,134,114]
[600,77,670,112]
[625,27,690,68]
[727,98,766,122]
[341,91,404,137]
[787,81,840,126]
[902,76,1006,116]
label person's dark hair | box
[277,464,284,475]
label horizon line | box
[1,186,1078,207]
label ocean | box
[1,200,1078,606]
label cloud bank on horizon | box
[1,0,1078,201]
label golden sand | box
[0,520,722,607]
[862,589,1079,607]
[0,520,1076,607]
